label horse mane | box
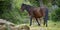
[22,3,34,8]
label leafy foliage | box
[51,8,60,22]
[28,0,40,6]
[0,0,29,24]
[28,0,52,7]
[56,0,60,7]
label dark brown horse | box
[20,4,48,27]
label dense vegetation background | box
[0,0,60,24]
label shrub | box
[51,8,60,22]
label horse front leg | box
[44,19,45,26]
[35,18,40,26]
[30,16,32,26]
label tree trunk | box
[39,0,44,6]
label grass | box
[28,20,60,30]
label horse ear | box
[22,3,25,6]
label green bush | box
[51,8,60,22]
[0,0,29,24]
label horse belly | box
[33,11,42,18]
[34,14,42,18]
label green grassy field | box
[29,20,60,30]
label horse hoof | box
[38,24,40,26]
[46,25,48,27]
[30,25,31,26]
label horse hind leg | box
[35,18,40,26]
[46,20,48,27]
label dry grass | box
[29,21,60,30]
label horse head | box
[20,3,26,12]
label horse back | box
[32,7,44,18]
[28,7,46,18]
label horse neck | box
[25,6,31,12]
